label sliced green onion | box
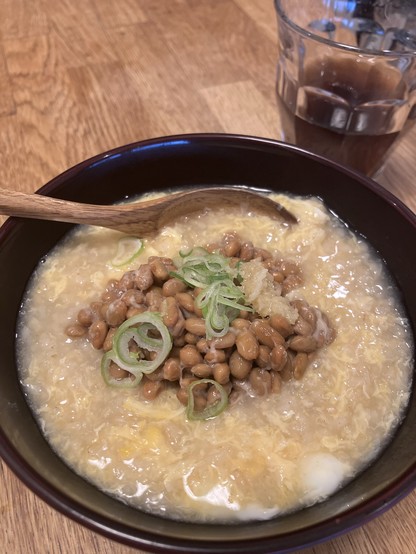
[186,379,229,421]
[101,313,172,388]
[111,236,144,267]
[114,328,143,365]
[173,249,252,338]
[172,249,234,288]
[178,246,207,259]
[101,350,143,388]
[135,322,164,350]
[112,312,172,373]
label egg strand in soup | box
[17,193,413,522]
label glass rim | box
[274,0,416,57]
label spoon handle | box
[0,187,172,230]
[0,188,222,232]
[0,188,107,224]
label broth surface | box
[17,193,413,522]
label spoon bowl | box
[0,186,297,235]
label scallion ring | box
[174,250,252,339]
[186,379,229,421]
[196,280,252,338]
[101,312,171,387]
[111,236,144,267]
[112,312,172,374]
[101,350,143,388]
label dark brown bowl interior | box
[1,134,415,554]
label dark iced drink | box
[276,56,413,175]
[274,0,416,175]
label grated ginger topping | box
[239,259,298,324]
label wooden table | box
[1,1,415,553]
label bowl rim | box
[1,132,415,553]
[35,132,416,229]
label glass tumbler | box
[274,0,416,175]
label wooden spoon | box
[0,186,297,235]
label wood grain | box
[1,1,415,553]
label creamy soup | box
[17,193,413,522]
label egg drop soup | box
[17,193,414,522]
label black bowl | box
[1,134,415,553]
